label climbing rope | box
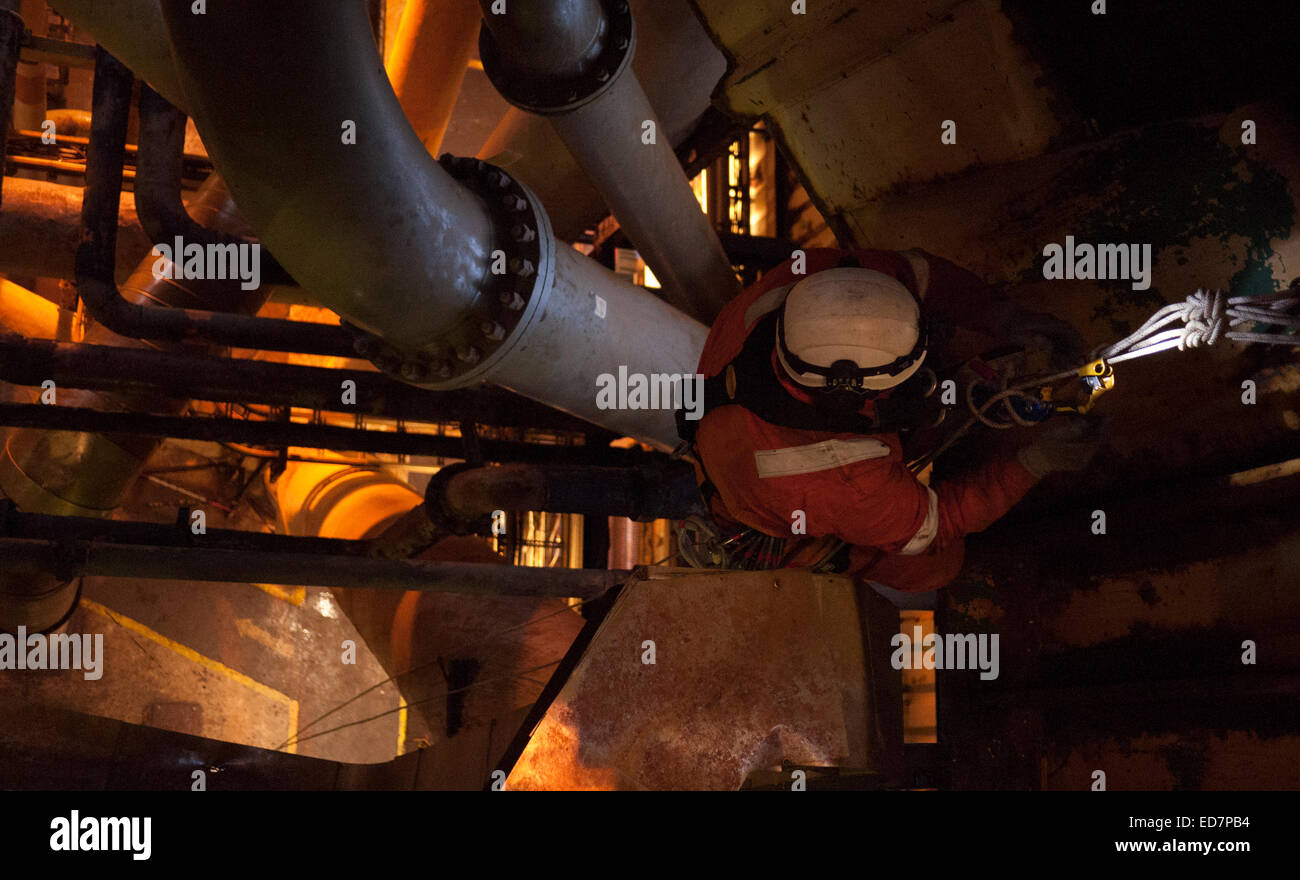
[1098,285,1300,364]
[907,283,1300,473]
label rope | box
[1100,285,1300,362]
[907,283,1300,474]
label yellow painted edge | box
[396,697,408,757]
[81,599,300,754]
[252,583,307,606]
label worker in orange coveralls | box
[683,247,1102,594]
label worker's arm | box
[808,416,1105,553]
[806,450,1040,555]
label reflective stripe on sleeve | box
[897,486,939,555]
[753,437,891,478]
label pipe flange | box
[343,155,551,386]
[478,0,635,115]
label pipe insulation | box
[156,0,706,449]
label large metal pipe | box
[0,176,151,282]
[47,0,729,244]
[159,0,493,355]
[478,0,739,323]
[47,0,188,110]
[157,0,707,449]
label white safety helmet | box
[776,267,927,393]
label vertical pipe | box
[12,0,44,131]
[385,0,481,156]
[478,0,739,324]
[0,2,24,210]
[548,70,739,323]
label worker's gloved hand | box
[986,302,1087,370]
[1017,415,1105,479]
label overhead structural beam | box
[155,0,707,450]
[478,0,740,323]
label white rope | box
[906,284,1299,473]
[1101,286,1300,363]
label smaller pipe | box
[0,402,654,466]
[0,334,601,432]
[0,281,62,339]
[11,0,44,132]
[439,462,700,522]
[0,176,151,282]
[0,4,26,209]
[0,537,626,598]
[78,276,359,358]
[5,153,135,177]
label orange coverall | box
[693,247,1040,592]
